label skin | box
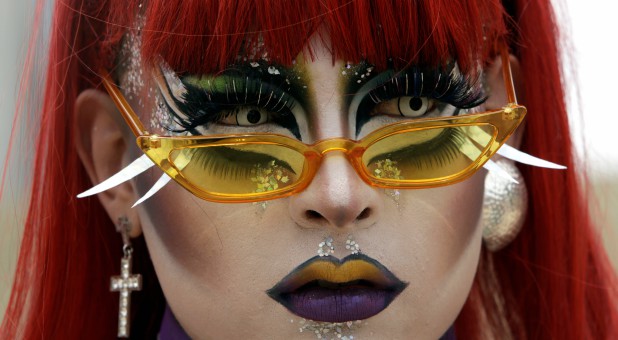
[75,39,519,339]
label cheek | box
[132,160,486,338]
[365,171,485,335]
[133,173,320,337]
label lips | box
[267,254,407,323]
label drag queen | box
[2,0,617,338]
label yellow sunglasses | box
[102,42,525,203]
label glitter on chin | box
[296,318,366,340]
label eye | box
[368,96,435,118]
[221,106,269,126]
[396,96,431,117]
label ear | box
[74,89,142,237]
[484,54,524,149]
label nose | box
[288,152,382,232]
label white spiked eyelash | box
[484,159,519,183]
[131,174,172,207]
[496,144,566,170]
[76,154,173,207]
[76,145,566,207]
[77,154,154,198]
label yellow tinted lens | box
[169,143,305,195]
[362,125,496,181]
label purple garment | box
[440,325,457,340]
[159,305,191,340]
[159,304,456,339]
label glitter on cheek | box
[371,159,403,206]
[384,188,401,206]
[252,201,269,215]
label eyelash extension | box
[369,66,486,109]
[161,74,301,138]
[190,146,296,181]
[355,66,486,135]
[366,128,466,170]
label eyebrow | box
[340,61,381,110]
[183,61,313,112]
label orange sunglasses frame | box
[101,40,526,203]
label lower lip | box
[281,285,398,322]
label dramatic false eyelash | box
[355,66,486,135]
[191,147,271,181]
[160,74,300,137]
[190,147,296,181]
[368,67,487,109]
[367,129,466,170]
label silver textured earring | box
[482,159,528,251]
[110,216,143,338]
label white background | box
[1,0,617,318]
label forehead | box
[127,1,504,76]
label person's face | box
[121,40,492,339]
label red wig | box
[2,0,617,338]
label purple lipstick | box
[267,254,407,322]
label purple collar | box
[159,305,456,339]
[159,305,191,340]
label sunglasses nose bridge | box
[307,138,367,182]
[312,138,359,156]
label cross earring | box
[110,216,142,338]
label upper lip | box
[267,254,407,322]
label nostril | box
[357,207,371,220]
[305,210,323,220]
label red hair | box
[2,0,616,338]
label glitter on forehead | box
[148,61,193,136]
[159,62,188,103]
[119,16,146,104]
[235,34,269,63]
[339,62,375,91]
[150,91,174,134]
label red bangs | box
[104,0,506,74]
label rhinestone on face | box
[345,236,361,255]
[317,237,335,257]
